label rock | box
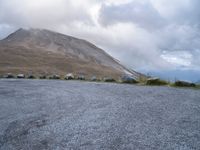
[121,75,138,83]
[175,80,196,87]
[17,74,25,79]
[65,73,74,80]
[146,77,167,85]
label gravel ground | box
[0,79,200,150]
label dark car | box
[121,75,137,83]
[4,73,15,78]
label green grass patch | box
[146,78,168,86]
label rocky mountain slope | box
[0,28,142,79]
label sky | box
[0,0,200,81]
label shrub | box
[104,77,116,82]
[28,75,35,79]
[146,78,168,86]
[39,75,46,79]
[174,81,196,87]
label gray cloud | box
[0,0,93,28]
[99,1,166,30]
[0,0,200,73]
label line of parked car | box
[0,73,111,82]
[1,73,86,80]
[0,73,197,87]
[0,73,139,84]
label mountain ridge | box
[0,28,143,79]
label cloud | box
[0,0,94,28]
[0,0,200,73]
[0,24,16,39]
[150,0,200,25]
[161,51,192,68]
[99,0,165,30]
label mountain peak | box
[0,28,142,79]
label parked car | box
[17,74,25,79]
[121,75,138,83]
[175,80,196,87]
[28,75,35,79]
[39,75,46,79]
[91,76,97,81]
[77,75,85,80]
[4,73,15,78]
[65,73,74,80]
[49,75,60,79]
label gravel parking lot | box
[0,79,200,150]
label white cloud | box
[161,51,192,68]
[0,0,200,72]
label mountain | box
[196,80,200,84]
[0,28,142,79]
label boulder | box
[175,80,196,87]
[65,73,74,80]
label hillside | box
[0,28,142,79]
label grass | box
[146,79,168,86]
[196,84,200,89]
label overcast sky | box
[0,0,200,80]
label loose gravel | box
[0,79,200,150]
